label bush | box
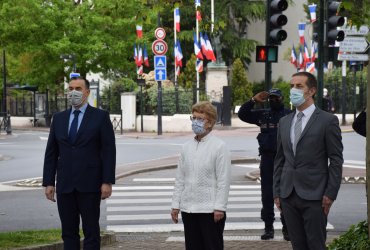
[327,221,370,250]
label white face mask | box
[290,88,306,107]
[68,90,84,107]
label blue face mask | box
[191,119,206,135]
[290,88,305,107]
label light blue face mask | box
[290,88,306,107]
[191,119,206,135]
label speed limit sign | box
[152,39,168,55]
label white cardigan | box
[171,133,231,213]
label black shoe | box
[282,226,290,241]
[261,227,274,240]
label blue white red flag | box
[306,62,315,73]
[143,44,149,67]
[196,59,203,73]
[137,44,143,66]
[196,10,202,21]
[134,43,138,66]
[175,66,181,76]
[310,41,317,62]
[303,41,310,63]
[204,33,216,62]
[200,32,207,56]
[136,25,143,39]
[309,4,317,23]
[175,40,183,67]
[298,23,305,45]
[175,8,180,32]
[290,44,298,68]
[299,46,305,70]
[137,65,143,75]
[194,33,203,60]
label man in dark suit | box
[43,77,116,250]
[273,72,343,250]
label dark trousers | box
[57,191,101,250]
[281,190,327,250]
[181,212,226,250]
[260,153,275,226]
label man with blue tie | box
[43,77,116,250]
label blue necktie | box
[69,110,80,143]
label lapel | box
[63,108,72,140]
[284,112,295,154]
[296,107,320,145]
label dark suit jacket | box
[273,107,343,201]
[42,105,116,193]
[352,110,366,137]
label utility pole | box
[156,13,162,135]
[2,49,7,113]
[317,0,325,109]
[265,0,272,91]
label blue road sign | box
[154,56,166,69]
[155,69,167,81]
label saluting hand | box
[253,91,269,103]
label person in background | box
[43,77,116,250]
[273,72,343,250]
[171,101,231,250]
[238,89,291,241]
[322,88,335,113]
[352,108,366,137]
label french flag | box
[311,41,317,62]
[175,66,181,76]
[196,59,203,73]
[196,10,202,21]
[303,42,310,63]
[194,33,203,60]
[175,40,183,67]
[137,65,143,75]
[175,8,180,32]
[290,44,298,68]
[136,25,143,39]
[143,44,149,67]
[137,44,143,66]
[298,23,305,45]
[134,44,138,66]
[298,47,305,70]
[309,4,317,23]
[200,32,207,56]
[306,62,315,73]
[204,33,216,62]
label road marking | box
[133,178,175,182]
[234,164,260,169]
[111,190,261,197]
[0,183,40,191]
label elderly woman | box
[171,101,231,250]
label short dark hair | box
[70,76,90,89]
[292,72,317,89]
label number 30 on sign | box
[152,39,168,56]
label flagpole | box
[174,7,179,113]
[174,8,177,85]
[211,0,214,33]
[196,7,199,103]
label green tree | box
[230,58,252,107]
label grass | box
[0,229,62,250]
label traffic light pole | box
[317,0,325,109]
[265,0,272,91]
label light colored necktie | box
[293,112,304,154]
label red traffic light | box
[256,46,278,63]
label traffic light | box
[269,0,288,45]
[327,1,345,45]
[256,46,278,62]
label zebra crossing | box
[106,178,334,233]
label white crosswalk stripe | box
[106,179,334,233]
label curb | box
[16,232,116,250]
